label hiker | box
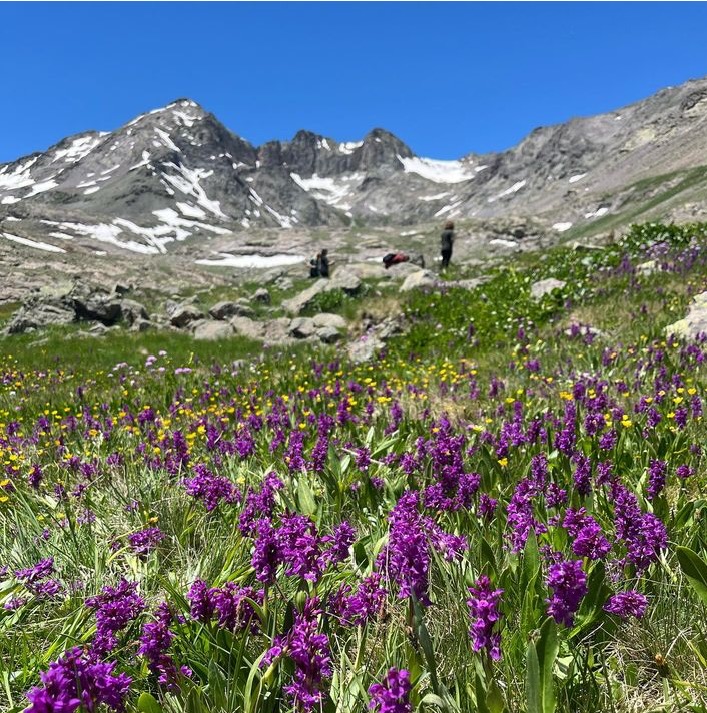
[309,253,320,278]
[383,252,410,269]
[440,220,455,270]
[317,248,330,278]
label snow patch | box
[419,192,451,202]
[2,232,65,253]
[290,172,362,211]
[26,179,58,197]
[196,252,305,269]
[398,156,475,184]
[84,186,101,195]
[553,222,573,232]
[339,141,363,155]
[52,135,102,163]
[584,207,609,219]
[569,173,586,184]
[162,162,227,218]
[176,202,207,219]
[155,128,180,152]
[1,196,21,204]
[488,180,527,203]
[0,158,38,191]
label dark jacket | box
[441,229,454,251]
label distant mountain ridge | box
[2,76,707,256]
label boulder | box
[170,304,204,328]
[193,320,235,341]
[72,295,123,325]
[113,282,132,296]
[253,287,271,304]
[317,326,341,344]
[131,319,152,332]
[282,280,328,315]
[530,278,566,300]
[312,313,347,329]
[120,299,149,326]
[665,291,707,339]
[348,334,385,364]
[230,316,266,340]
[262,318,292,344]
[5,302,75,334]
[274,276,294,291]
[289,317,316,339]
[209,300,254,320]
[400,270,438,292]
[329,271,362,295]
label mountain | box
[2,78,707,258]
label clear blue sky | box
[2,2,707,164]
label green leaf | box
[527,618,558,713]
[676,546,707,606]
[137,692,163,713]
[296,477,317,516]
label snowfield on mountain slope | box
[397,155,476,183]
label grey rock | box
[665,291,707,339]
[289,317,316,339]
[400,270,438,292]
[329,271,362,295]
[253,287,271,304]
[317,326,341,343]
[72,296,122,325]
[193,320,235,340]
[312,312,347,329]
[131,318,152,332]
[208,301,245,320]
[530,278,566,299]
[5,301,75,334]
[230,316,265,340]
[120,299,149,326]
[637,260,657,275]
[170,304,204,328]
[274,277,294,291]
[282,280,328,315]
[113,282,132,296]
[348,334,384,364]
[263,317,292,344]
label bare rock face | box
[665,291,707,339]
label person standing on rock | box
[440,220,455,270]
[317,248,330,278]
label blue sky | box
[1,2,707,163]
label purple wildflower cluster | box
[368,668,412,713]
[182,463,239,511]
[330,573,387,626]
[85,579,145,655]
[25,647,132,713]
[262,597,332,712]
[546,556,587,627]
[467,575,503,660]
[128,526,165,555]
[378,491,466,604]
[604,590,648,619]
[250,514,356,584]
[187,579,263,632]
